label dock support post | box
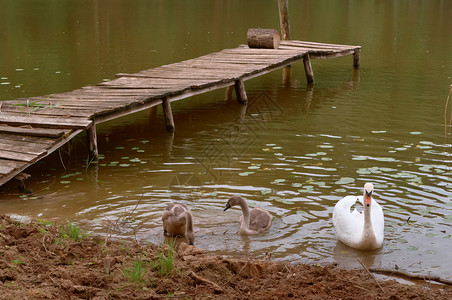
[353,48,361,68]
[161,97,175,132]
[225,85,234,101]
[303,54,315,85]
[282,65,292,87]
[86,122,99,161]
[234,79,248,104]
[278,0,290,40]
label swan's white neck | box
[361,191,377,248]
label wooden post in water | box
[234,79,248,104]
[303,53,315,85]
[161,97,175,132]
[225,85,234,101]
[86,123,99,161]
[353,48,361,68]
[278,0,292,85]
[278,0,290,40]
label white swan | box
[223,195,272,235]
[162,203,195,245]
[332,183,384,250]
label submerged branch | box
[370,267,452,286]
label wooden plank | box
[0,114,92,129]
[0,140,48,155]
[0,149,42,162]
[0,159,23,175]
[0,104,95,118]
[0,133,55,146]
[280,40,361,48]
[0,125,66,138]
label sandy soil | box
[0,214,450,299]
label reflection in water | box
[0,0,451,280]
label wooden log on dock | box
[247,28,280,49]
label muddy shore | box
[0,214,450,299]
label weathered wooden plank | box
[0,149,42,162]
[0,114,92,129]
[0,125,66,138]
[0,141,48,156]
[0,104,95,118]
[0,133,55,146]
[0,159,23,175]
[280,40,361,49]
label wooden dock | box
[0,40,361,188]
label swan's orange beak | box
[365,191,372,206]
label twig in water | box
[357,257,385,293]
[58,148,66,171]
[370,267,452,286]
[445,85,452,138]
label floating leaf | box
[425,233,437,238]
[325,168,337,172]
[60,181,71,184]
[248,166,260,170]
[410,132,423,135]
[272,146,282,150]
[261,189,271,195]
[271,179,286,184]
[272,197,294,205]
[121,156,130,160]
[335,177,355,185]
[356,168,371,175]
[119,164,130,167]
[115,146,125,150]
[274,153,283,156]
[372,130,386,134]
[406,246,418,251]
[130,158,141,163]
[140,140,150,144]
[292,183,303,188]
[239,172,254,176]
[396,238,408,243]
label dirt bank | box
[0,214,450,299]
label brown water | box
[1,0,451,280]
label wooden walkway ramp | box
[0,40,361,188]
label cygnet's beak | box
[223,203,231,211]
